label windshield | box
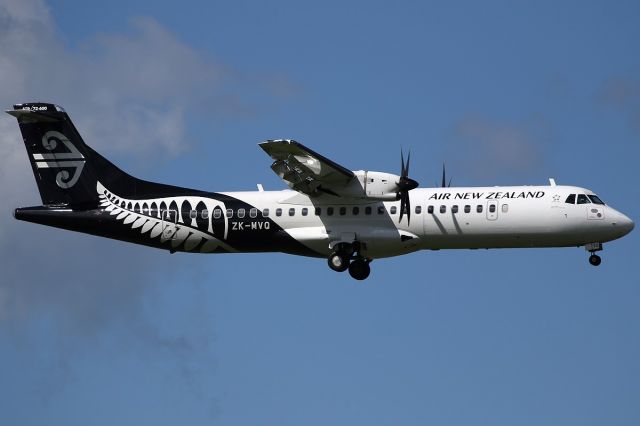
[588,194,605,205]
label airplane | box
[7,102,635,280]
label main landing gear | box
[585,242,603,267]
[327,242,371,280]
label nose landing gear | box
[585,242,603,267]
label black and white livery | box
[8,103,634,280]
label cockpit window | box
[565,194,576,204]
[576,194,590,204]
[588,195,605,205]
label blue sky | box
[0,1,639,425]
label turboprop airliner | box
[8,103,634,280]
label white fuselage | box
[221,184,634,259]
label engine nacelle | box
[346,170,400,201]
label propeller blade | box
[406,151,411,176]
[441,163,446,188]
[400,149,406,177]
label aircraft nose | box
[619,213,635,235]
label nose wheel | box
[589,254,602,266]
[585,242,603,267]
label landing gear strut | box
[327,242,371,280]
[585,242,603,267]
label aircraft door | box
[161,209,179,241]
[486,201,498,221]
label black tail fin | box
[7,103,126,208]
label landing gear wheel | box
[328,252,350,272]
[589,254,602,266]
[348,259,371,280]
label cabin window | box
[588,195,605,205]
[276,208,282,217]
[214,209,222,219]
[142,204,149,214]
[477,205,483,213]
[201,209,209,219]
[576,194,590,204]
[339,207,346,216]
[315,207,321,216]
[189,210,197,219]
[327,207,334,216]
[352,206,360,215]
[302,207,308,216]
[489,204,496,213]
[452,205,458,213]
[365,206,372,215]
[250,208,257,218]
[427,205,434,214]
[377,206,385,215]
[440,205,446,213]
[565,194,576,204]
[415,205,422,214]
[390,206,397,214]
[464,205,470,213]
[226,209,233,218]
[502,204,509,213]
[289,208,295,216]
[237,208,246,218]
[262,208,269,217]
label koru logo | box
[32,131,86,188]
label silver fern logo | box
[33,131,85,188]
[97,182,236,253]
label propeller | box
[397,149,419,225]
[440,163,452,188]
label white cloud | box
[0,0,234,343]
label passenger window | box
[276,208,282,217]
[440,205,446,213]
[427,205,434,214]
[377,206,385,215]
[226,209,233,218]
[576,194,590,204]
[489,204,496,213]
[415,205,422,214]
[213,209,222,219]
[390,206,397,214]
[477,205,483,213]
[250,208,257,218]
[189,210,197,219]
[365,206,372,215]
[315,207,321,216]
[302,208,308,216]
[201,209,209,219]
[339,207,346,216]
[327,207,334,216]
[565,194,576,204]
[502,204,508,213]
[464,205,470,213]
[352,206,359,215]
[452,205,458,213]
[262,208,269,217]
[289,208,295,216]
[237,208,245,218]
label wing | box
[259,139,356,197]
